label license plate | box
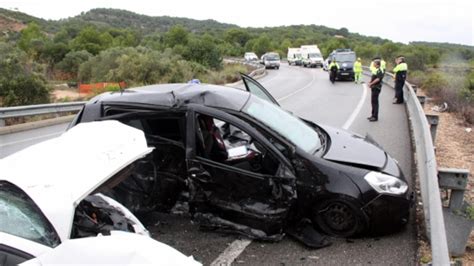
[341,73,349,75]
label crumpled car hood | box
[0,121,153,242]
[319,125,386,169]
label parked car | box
[261,52,280,69]
[244,52,258,62]
[0,121,200,266]
[68,74,413,247]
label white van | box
[301,45,324,68]
[287,48,302,66]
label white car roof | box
[0,121,153,242]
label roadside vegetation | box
[0,8,472,123]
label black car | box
[328,49,356,81]
[69,74,412,247]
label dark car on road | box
[328,49,357,81]
[69,74,412,247]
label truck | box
[327,48,357,81]
[300,45,324,68]
[287,48,302,66]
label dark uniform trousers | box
[371,87,381,119]
[394,71,407,103]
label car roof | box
[0,121,153,242]
[89,83,250,111]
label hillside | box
[0,8,236,34]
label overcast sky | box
[2,0,473,45]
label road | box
[0,63,416,265]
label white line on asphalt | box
[0,132,62,148]
[342,83,368,130]
[277,69,316,102]
[210,239,252,266]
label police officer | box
[392,56,408,104]
[328,59,339,84]
[367,60,384,122]
[354,58,363,84]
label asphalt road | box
[0,63,416,265]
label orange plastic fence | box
[78,82,126,94]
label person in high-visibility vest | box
[380,58,386,73]
[392,56,408,104]
[354,58,363,84]
[369,56,386,73]
[328,60,339,84]
[367,60,385,122]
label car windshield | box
[0,181,60,248]
[243,96,322,153]
[309,53,322,58]
[266,54,280,60]
[335,53,356,62]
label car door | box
[240,73,280,106]
[185,106,296,239]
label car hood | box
[0,121,153,242]
[319,125,386,169]
[22,231,201,265]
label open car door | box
[240,73,280,106]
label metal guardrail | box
[363,67,450,265]
[0,102,86,127]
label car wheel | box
[312,197,365,237]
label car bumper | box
[337,71,354,79]
[361,190,414,235]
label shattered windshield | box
[0,181,60,248]
[243,96,322,153]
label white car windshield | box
[243,96,322,153]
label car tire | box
[312,197,366,237]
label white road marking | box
[210,239,252,266]
[342,83,368,130]
[277,69,316,102]
[0,132,62,148]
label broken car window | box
[242,96,322,154]
[195,114,279,175]
[0,181,60,248]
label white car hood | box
[0,121,153,242]
[22,231,201,265]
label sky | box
[1,0,473,45]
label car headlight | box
[364,171,408,195]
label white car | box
[244,52,258,62]
[0,121,200,266]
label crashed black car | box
[69,74,413,247]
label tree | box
[183,35,222,69]
[224,28,251,47]
[0,43,49,107]
[163,25,189,48]
[18,22,47,59]
[70,26,113,55]
[57,50,92,78]
[252,35,272,56]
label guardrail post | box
[417,95,426,108]
[0,118,5,127]
[426,114,439,144]
[411,85,418,94]
[438,168,470,211]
